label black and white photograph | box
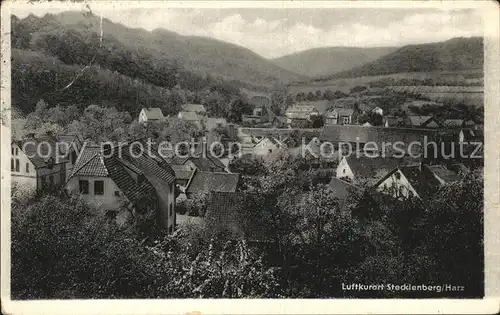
[1,1,499,313]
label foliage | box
[228,154,267,176]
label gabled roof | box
[172,165,195,181]
[320,125,433,154]
[344,156,403,186]
[205,191,272,242]
[181,104,206,113]
[407,116,433,127]
[178,111,201,121]
[14,136,67,168]
[256,137,287,149]
[328,177,364,210]
[333,108,354,116]
[141,107,164,120]
[425,165,461,184]
[442,119,464,127]
[185,170,240,194]
[69,145,157,206]
[171,148,226,172]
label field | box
[387,86,484,107]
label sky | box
[11,4,484,59]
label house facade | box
[11,136,74,193]
[138,107,165,124]
[253,137,287,156]
[373,168,419,199]
[285,105,319,126]
[325,108,356,125]
[66,143,177,233]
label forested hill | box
[11,12,303,115]
[314,37,483,82]
[271,46,396,77]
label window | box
[79,180,89,194]
[343,117,349,124]
[343,168,346,174]
[169,204,173,217]
[114,191,120,196]
[11,159,14,171]
[94,180,104,195]
[26,163,29,173]
[168,226,173,234]
[11,147,14,155]
[16,148,19,155]
[15,159,20,172]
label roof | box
[178,111,201,121]
[407,116,433,127]
[328,177,364,210]
[205,117,227,131]
[333,108,354,116]
[69,145,157,207]
[399,165,439,199]
[344,156,403,186]
[443,119,464,127]
[256,137,287,149]
[172,165,195,180]
[320,125,433,155]
[384,116,404,127]
[56,134,82,154]
[15,136,67,168]
[181,104,206,113]
[171,148,226,172]
[425,165,461,184]
[286,105,319,113]
[185,170,240,194]
[204,191,272,242]
[141,107,164,120]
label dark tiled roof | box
[345,156,403,186]
[142,107,164,120]
[328,177,364,210]
[320,125,435,155]
[407,116,432,127]
[15,136,67,168]
[103,156,157,207]
[399,165,439,199]
[70,146,107,178]
[425,165,461,184]
[205,191,273,242]
[186,170,240,194]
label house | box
[371,107,383,116]
[171,147,227,173]
[383,116,405,127]
[181,103,206,115]
[336,155,403,187]
[327,177,365,212]
[66,142,177,233]
[138,107,165,124]
[177,111,202,128]
[56,134,83,179]
[285,104,319,126]
[11,135,73,193]
[424,164,461,186]
[253,137,287,156]
[406,115,440,128]
[204,191,273,242]
[205,117,227,131]
[320,125,435,156]
[185,169,240,195]
[372,167,420,199]
[325,108,357,125]
[172,164,195,188]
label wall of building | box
[66,176,123,211]
[11,145,37,191]
[336,157,355,180]
[375,170,418,199]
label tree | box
[228,154,266,176]
[310,115,325,128]
[226,98,252,123]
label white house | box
[11,135,78,193]
[336,156,402,187]
[138,107,165,124]
[253,137,288,156]
[66,142,177,233]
